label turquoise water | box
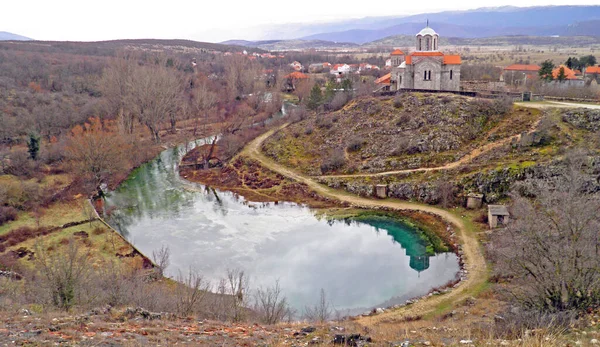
[105,142,460,314]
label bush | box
[304,126,313,135]
[0,206,18,226]
[490,310,581,339]
[328,93,349,111]
[346,136,365,152]
[491,96,514,115]
[393,96,403,108]
[320,148,346,173]
[4,150,36,178]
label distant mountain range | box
[298,6,600,44]
[224,5,600,46]
[0,31,32,41]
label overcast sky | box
[3,0,599,42]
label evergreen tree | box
[538,60,554,82]
[557,66,567,82]
[341,78,353,92]
[307,84,322,111]
[565,57,573,69]
[27,132,40,160]
[324,80,338,103]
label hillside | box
[0,31,32,41]
[262,94,536,176]
[0,38,254,57]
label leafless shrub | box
[491,96,514,115]
[152,245,170,277]
[490,151,600,312]
[253,280,292,324]
[33,238,92,311]
[303,288,331,323]
[175,268,211,317]
[0,206,18,226]
[328,92,350,111]
[320,148,346,173]
[393,96,403,108]
[490,310,580,339]
[346,136,365,152]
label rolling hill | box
[0,31,32,41]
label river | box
[104,140,460,315]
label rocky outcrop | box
[562,109,600,131]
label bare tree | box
[491,151,600,312]
[253,280,292,324]
[65,117,130,197]
[191,79,218,137]
[99,52,136,134]
[226,268,249,322]
[152,245,170,277]
[129,62,184,142]
[34,238,92,311]
[303,288,331,322]
[175,268,211,317]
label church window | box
[450,70,453,80]
[424,71,427,80]
[428,70,431,80]
[426,38,430,51]
[418,38,422,51]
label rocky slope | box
[263,94,535,176]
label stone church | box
[389,24,461,91]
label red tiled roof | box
[391,49,405,56]
[374,73,391,85]
[504,64,540,72]
[443,55,461,65]
[586,66,600,74]
[552,65,578,80]
[410,51,444,56]
[284,71,309,79]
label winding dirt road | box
[239,126,488,322]
[238,100,600,322]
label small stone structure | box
[488,205,510,229]
[375,185,388,199]
[466,193,483,209]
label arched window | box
[450,70,453,80]
[424,70,427,80]
[428,70,431,80]
[418,38,422,51]
[433,38,436,50]
[426,37,430,51]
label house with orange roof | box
[502,64,540,86]
[383,25,461,91]
[585,66,600,78]
[549,65,584,87]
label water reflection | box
[105,141,460,313]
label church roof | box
[405,51,444,65]
[391,49,405,56]
[417,26,438,36]
[443,55,462,65]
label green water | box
[105,141,459,315]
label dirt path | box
[516,101,600,110]
[239,126,488,322]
